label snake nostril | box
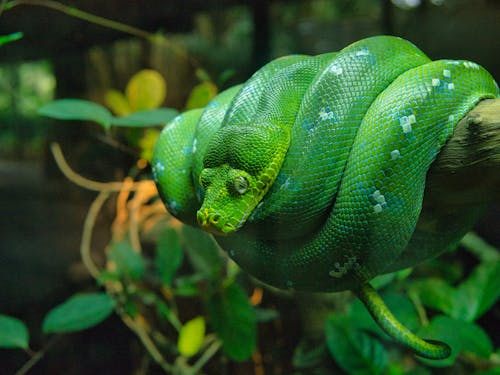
[197,210,209,226]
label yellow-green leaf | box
[177,316,205,357]
[126,69,166,111]
[138,128,161,162]
[105,89,132,116]
[185,81,218,110]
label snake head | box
[197,123,290,236]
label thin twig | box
[408,288,429,327]
[50,142,140,192]
[121,315,174,373]
[14,335,61,375]
[3,0,198,67]
[190,339,222,375]
[129,188,143,253]
[81,190,110,279]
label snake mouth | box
[196,208,236,236]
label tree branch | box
[426,98,500,207]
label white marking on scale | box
[168,200,180,214]
[155,161,165,173]
[399,116,413,134]
[448,114,455,122]
[192,138,198,153]
[373,204,383,213]
[330,64,343,75]
[319,108,334,121]
[432,78,440,87]
[402,123,412,134]
[390,149,401,160]
[355,48,370,57]
[372,190,386,205]
[447,83,455,90]
[443,69,451,78]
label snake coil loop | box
[153,36,499,359]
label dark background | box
[0,0,499,374]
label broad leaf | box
[174,274,204,297]
[109,241,146,280]
[177,316,205,357]
[410,278,456,317]
[0,314,29,349]
[418,315,493,367]
[472,370,500,375]
[156,228,183,286]
[452,260,500,321]
[460,232,499,262]
[43,293,115,333]
[111,108,178,127]
[185,81,218,109]
[293,338,328,369]
[0,32,23,46]
[105,89,131,116]
[326,315,387,375]
[126,69,166,111]
[38,99,112,130]
[206,283,256,361]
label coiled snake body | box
[153,36,499,359]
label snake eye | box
[233,176,249,195]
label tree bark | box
[426,98,500,208]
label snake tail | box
[352,282,451,359]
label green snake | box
[152,36,499,359]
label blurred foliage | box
[0,59,55,158]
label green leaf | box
[174,274,204,297]
[0,314,29,349]
[370,272,396,290]
[410,278,456,317]
[156,228,183,286]
[325,315,387,375]
[452,260,500,321]
[293,338,328,369]
[218,69,236,86]
[418,315,493,367]
[109,241,146,280]
[473,369,500,375]
[206,283,256,361]
[38,99,113,130]
[460,232,499,262]
[0,32,23,46]
[181,226,223,278]
[42,293,115,333]
[110,108,179,127]
[177,316,206,357]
